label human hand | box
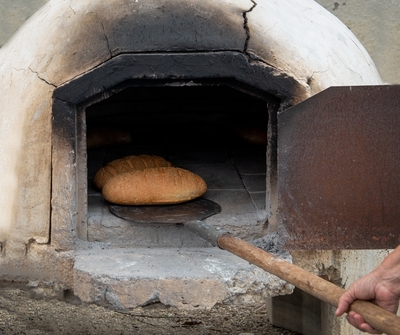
[343,310,381,334]
[335,260,400,334]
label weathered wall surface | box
[3,0,398,84]
[315,0,400,84]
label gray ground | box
[0,287,299,335]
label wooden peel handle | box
[217,233,400,335]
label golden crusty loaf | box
[102,167,207,205]
[93,155,172,190]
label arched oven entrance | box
[52,52,281,249]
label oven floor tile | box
[180,163,244,190]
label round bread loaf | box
[93,155,172,190]
[102,167,207,205]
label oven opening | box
[81,80,276,247]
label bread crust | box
[102,167,207,205]
[93,155,172,189]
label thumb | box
[335,304,348,316]
[335,294,356,316]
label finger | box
[335,303,350,316]
[358,323,382,334]
[347,312,382,334]
[335,295,354,316]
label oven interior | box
[84,81,274,247]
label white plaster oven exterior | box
[0,0,385,330]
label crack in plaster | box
[315,17,367,83]
[28,67,56,88]
[51,7,113,88]
[99,21,112,58]
[335,51,364,81]
[86,10,112,58]
[240,4,290,76]
[10,67,25,73]
[243,0,257,57]
[307,67,330,85]
[54,0,302,95]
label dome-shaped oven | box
[0,0,383,313]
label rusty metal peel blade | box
[109,198,221,224]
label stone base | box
[73,246,293,310]
[267,288,321,335]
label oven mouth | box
[84,82,274,246]
[51,52,281,249]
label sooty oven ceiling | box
[85,82,274,246]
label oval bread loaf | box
[93,155,172,190]
[102,167,207,205]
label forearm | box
[377,246,400,270]
[372,246,400,295]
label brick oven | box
[0,0,393,333]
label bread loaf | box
[87,126,131,149]
[102,167,207,205]
[93,155,172,190]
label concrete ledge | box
[73,247,293,310]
